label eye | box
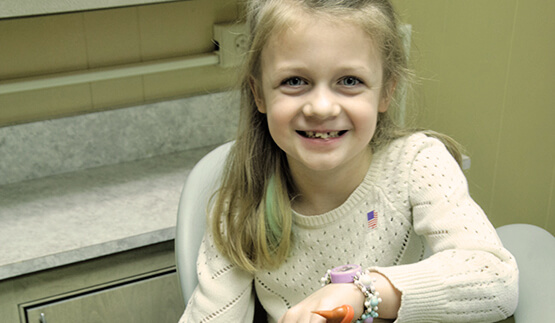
[339,76,362,87]
[282,77,307,87]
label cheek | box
[266,109,290,137]
[349,102,380,141]
[352,97,380,125]
[265,97,296,126]
[359,118,378,142]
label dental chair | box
[175,141,267,322]
[175,142,233,303]
[495,223,555,323]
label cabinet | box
[25,273,180,323]
[0,242,185,323]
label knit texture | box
[179,133,518,323]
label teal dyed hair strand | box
[265,176,282,247]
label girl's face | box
[253,14,390,176]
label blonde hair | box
[211,0,463,273]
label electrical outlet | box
[213,23,248,68]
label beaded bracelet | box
[321,266,382,323]
[353,269,382,323]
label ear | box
[378,80,397,113]
[249,76,266,113]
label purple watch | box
[330,264,362,283]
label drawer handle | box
[40,313,47,323]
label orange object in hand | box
[312,304,355,323]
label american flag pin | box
[367,211,378,229]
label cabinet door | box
[25,272,183,323]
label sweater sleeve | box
[371,136,518,323]
[178,231,255,323]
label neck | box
[290,150,372,215]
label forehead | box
[271,8,366,39]
[261,13,383,73]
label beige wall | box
[2,0,553,235]
[393,0,555,235]
[0,0,241,126]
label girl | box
[179,0,518,322]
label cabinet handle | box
[40,313,47,323]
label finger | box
[308,311,327,323]
[279,307,301,323]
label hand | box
[278,283,364,323]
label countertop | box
[0,145,215,281]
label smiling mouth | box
[297,130,347,139]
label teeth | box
[305,131,340,139]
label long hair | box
[211,0,463,273]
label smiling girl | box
[179,1,518,322]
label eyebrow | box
[272,64,377,74]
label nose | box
[302,85,340,119]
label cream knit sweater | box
[179,133,518,323]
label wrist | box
[368,272,401,319]
[352,270,382,322]
[321,265,386,322]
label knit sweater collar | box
[292,145,386,228]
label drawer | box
[25,271,183,323]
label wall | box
[0,0,241,126]
[2,0,553,235]
[0,0,180,18]
[392,0,555,235]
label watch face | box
[330,264,362,283]
[336,265,358,272]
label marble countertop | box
[0,145,215,281]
